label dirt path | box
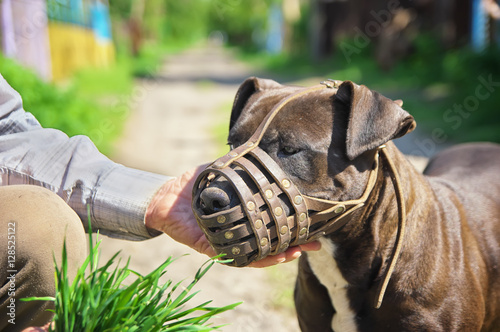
[97,45,301,332]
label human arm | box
[0,74,168,240]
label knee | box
[0,185,87,281]
[0,185,88,330]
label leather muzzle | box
[191,81,380,267]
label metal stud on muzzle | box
[192,81,380,266]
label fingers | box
[21,322,52,332]
[198,240,217,257]
[207,241,322,268]
[248,250,297,268]
[299,241,322,252]
[247,241,322,268]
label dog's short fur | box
[207,77,500,331]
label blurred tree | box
[206,0,271,51]
[109,0,212,55]
[129,0,146,56]
[161,0,211,43]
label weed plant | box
[23,214,239,331]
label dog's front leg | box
[294,253,335,332]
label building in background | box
[1,0,114,81]
[1,0,52,80]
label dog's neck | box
[324,142,436,297]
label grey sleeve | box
[0,74,172,240]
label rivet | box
[214,161,224,168]
[265,189,274,199]
[320,80,334,88]
[246,201,256,211]
[281,242,289,249]
[260,238,268,246]
[282,179,291,188]
[334,205,345,214]
[217,215,226,224]
[280,225,288,235]
[224,231,234,240]
[246,141,255,147]
[274,207,283,216]
[232,247,240,255]
[228,151,238,157]
[255,219,263,229]
[299,227,307,235]
[294,195,303,205]
[299,213,307,222]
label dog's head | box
[192,77,415,266]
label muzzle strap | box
[303,151,381,240]
[193,144,312,265]
[210,84,332,170]
[234,155,292,253]
[250,148,310,246]
[192,81,383,267]
[223,166,272,257]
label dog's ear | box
[335,81,416,160]
[230,77,282,130]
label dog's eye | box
[280,146,300,156]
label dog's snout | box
[200,187,231,214]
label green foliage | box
[392,38,500,143]
[108,0,131,18]
[161,0,210,44]
[109,0,272,52]
[72,60,133,97]
[206,0,271,50]
[0,55,130,155]
[128,42,182,78]
[239,34,500,145]
[22,215,240,331]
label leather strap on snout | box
[212,83,339,170]
[303,151,381,240]
[194,145,311,263]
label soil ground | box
[96,44,435,331]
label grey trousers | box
[0,185,87,331]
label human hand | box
[145,164,215,256]
[22,322,52,331]
[145,165,321,267]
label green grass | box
[22,212,240,331]
[0,54,131,155]
[73,61,134,98]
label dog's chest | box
[307,238,359,332]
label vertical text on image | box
[6,221,17,325]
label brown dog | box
[211,77,500,331]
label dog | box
[197,77,500,331]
